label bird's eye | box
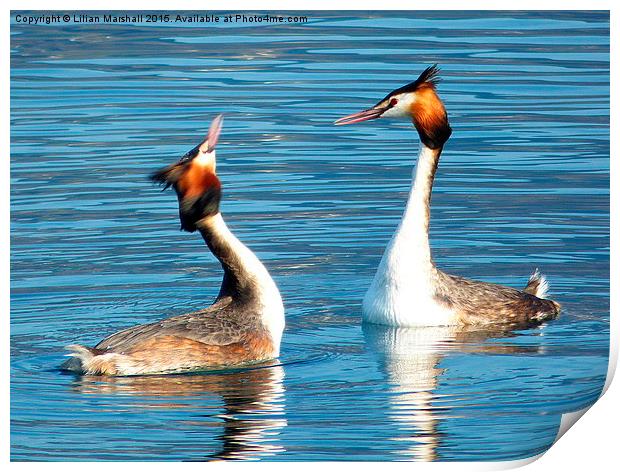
[389,98,399,107]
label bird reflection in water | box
[69,363,287,460]
[363,322,547,461]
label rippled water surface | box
[11,11,609,461]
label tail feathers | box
[60,344,96,373]
[524,269,561,322]
[61,344,122,375]
[524,268,550,299]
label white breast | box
[362,237,456,327]
[362,144,458,327]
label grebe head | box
[151,114,224,232]
[180,113,223,173]
[334,65,452,149]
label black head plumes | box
[376,64,442,106]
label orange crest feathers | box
[410,86,452,149]
[151,143,223,233]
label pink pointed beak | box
[334,106,388,126]
[205,114,224,152]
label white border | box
[4,1,616,469]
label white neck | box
[362,144,452,326]
[393,144,438,266]
[208,213,273,283]
[199,213,285,349]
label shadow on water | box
[68,364,287,461]
[362,322,545,461]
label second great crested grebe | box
[62,115,285,375]
[335,65,561,327]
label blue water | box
[10,11,609,461]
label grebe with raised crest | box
[62,115,285,375]
[335,65,560,327]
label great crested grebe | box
[335,65,561,327]
[62,115,285,375]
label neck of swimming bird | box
[196,213,276,303]
[392,143,441,267]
